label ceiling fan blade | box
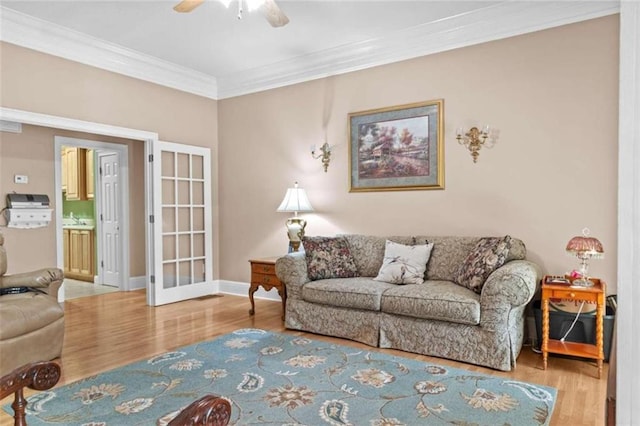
[173,0,204,13]
[261,0,289,27]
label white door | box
[99,152,121,287]
[148,141,213,306]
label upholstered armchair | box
[0,233,65,376]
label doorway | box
[55,136,129,294]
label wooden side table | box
[541,275,606,378]
[248,257,286,320]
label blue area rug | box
[6,329,556,425]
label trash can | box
[533,300,615,362]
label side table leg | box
[542,297,550,370]
[596,295,605,379]
[248,283,258,315]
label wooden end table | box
[541,275,606,378]
[248,257,286,320]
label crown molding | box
[1,2,619,100]
[0,6,218,100]
[217,1,620,98]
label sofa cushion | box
[380,280,481,325]
[374,240,434,285]
[453,235,513,294]
[412,236,478,282]
[505,238,526,262]
[411,236,526,282]
[303,236,359,281]
[343,235,415,277]
[302,277,396,311]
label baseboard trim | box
[122,278,280,299]
[217,279,281,301]
[129,276,146,291]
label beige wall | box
[0,126,146,275]
[0,16,620,292]
[0,41,218,277]
[219,16,620,292]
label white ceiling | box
[0,1,620,99]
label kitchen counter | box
[62,218,95,230]
[62,224,95,230]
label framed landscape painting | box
[349,99,444,192]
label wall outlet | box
[14,175,28,184]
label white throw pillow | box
[373,240,434,285]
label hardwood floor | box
[1,291,607,425]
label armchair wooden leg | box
[11,389,27,426]
[168,394,232,426]
[0,361,61,426]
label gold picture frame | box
[348,99,444,192]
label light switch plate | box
[14,175,28,184]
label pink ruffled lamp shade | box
[566,228,604,287]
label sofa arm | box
[0,268,64,298]
[275,252,309,299]
[480,260,541,330]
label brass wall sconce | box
[455,125,496,163]
[311,142,331,172]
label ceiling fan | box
[173,0,289,28]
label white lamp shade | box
[277,182,314,213]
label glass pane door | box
[150,141,212,306]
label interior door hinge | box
[99,166,103,176]
[101,260,104,268]
[150,275,155,284]
[148,154,154,162]
[149,215,155,224]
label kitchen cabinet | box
[63,147,94,201]
[63,229,69,273]
[65,147,84,200]
[86,149,94,200]
[64,228,94,282]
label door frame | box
[55,138,129,291]
[55,137,128,289]
[1,108,156,298]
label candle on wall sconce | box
[455,125,497,163]
[311,142,331,172]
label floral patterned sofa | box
[275,234,541,371]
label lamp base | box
[285,217,307,253]
[571,278,595,288]
[288,241,302,253]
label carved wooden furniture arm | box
[0,361,61,426]
[168,395,231,426]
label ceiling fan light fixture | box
[217,0,265,11]
[175,0,288,27]
[246,0,267,12]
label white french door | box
[148,141,213,306]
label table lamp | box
[277,181,313,252]
[566,228,604,287]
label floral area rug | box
[6,329,556,425]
